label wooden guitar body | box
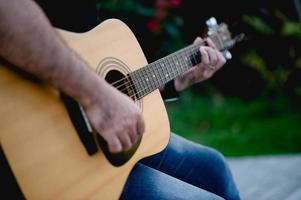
[0,19,170,199]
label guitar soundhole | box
[94,69,142,167]
[105,70,137,100]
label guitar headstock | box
[205,17,245,60]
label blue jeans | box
[121,133,240,200]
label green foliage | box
[97,0,185,56]
[97,1,301,156]
[167,90,301,156]
[239,6,301,99]
[282,21,301,38]
[97,0,301,100]
[97,0,155,17]
[243,15,274,35]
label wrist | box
[54,52,107,107]
[174,77,187,92]
[160,80,180,101]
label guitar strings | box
[110,43,200,94]
[130,46,204,99]
[108,43,196,90]
[108,32,222,91]
[107,35,225,100]
[116,46,202,99]
[109,36,223,98]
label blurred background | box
[97,0,301,156]
[96,0,301,199]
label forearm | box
[0,0,105,105]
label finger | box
[216,50,226,69]
[137,114,145,135]
[193,36,203,44]
[191,66,206,83]
[128,122,138,144]
[118,132,132,151]
[206,38,218,50]
[175,69,197,90]
[203,68,214,79]
[205,47,218,67]
[199,46,209,65]
[97,128,122,153]
[107,135,122,153]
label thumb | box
[193,37,203,44]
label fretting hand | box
[174,37,226,92]
[82,82,145,154]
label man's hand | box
[82,83,145,153]
[0,0,145,154]
[174,37,226,92]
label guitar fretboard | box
[129,34,224,99]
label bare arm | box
[174,38,226,92]
[0,0,145,153]
[0,0,101,105]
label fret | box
[147,65,154,91]
[170,54,179,78]
[137,70,147,97]
[145,65,154,95]
[141,76,150,96]
[161,60,170,82]
[163,57,172,81]
[209,34,223,51]
[165,58,172,82]
[151,63,159,88]
[191,46,201,66]
[161,58,170,82]
[130,70,138,93]
[184,49,192,71]
[152,64,160,89]
[130,71,142,98]
[150,64,159,92]
[183,46,193,68]
[187,47,197,66]
[139,67,146,97]
[181,48,188,70]
[169,53,177,78]
[154,63,162,87]
[139,67,148,97]
[161,61,168,83]
[157,62,165,86]
[141,67,151,97]
[169,56,178,79]
[127,20,238,99]
[130,40,217,98]
[177,49,186,76]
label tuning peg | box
[206,17,217,28]
[223,50,232,60]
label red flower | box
[155,9,168,21]
[170,0,182,8]
[155,0,170,9]
[155,0,182,8]
[146,19,161,33]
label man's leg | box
[120,162,224,200]
[138,133,240,200]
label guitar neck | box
[129,34,224,99]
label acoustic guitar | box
[0,17,243,199]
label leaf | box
[243,15,275,35]
[282,21,301,38]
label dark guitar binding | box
[61,93,142,167]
